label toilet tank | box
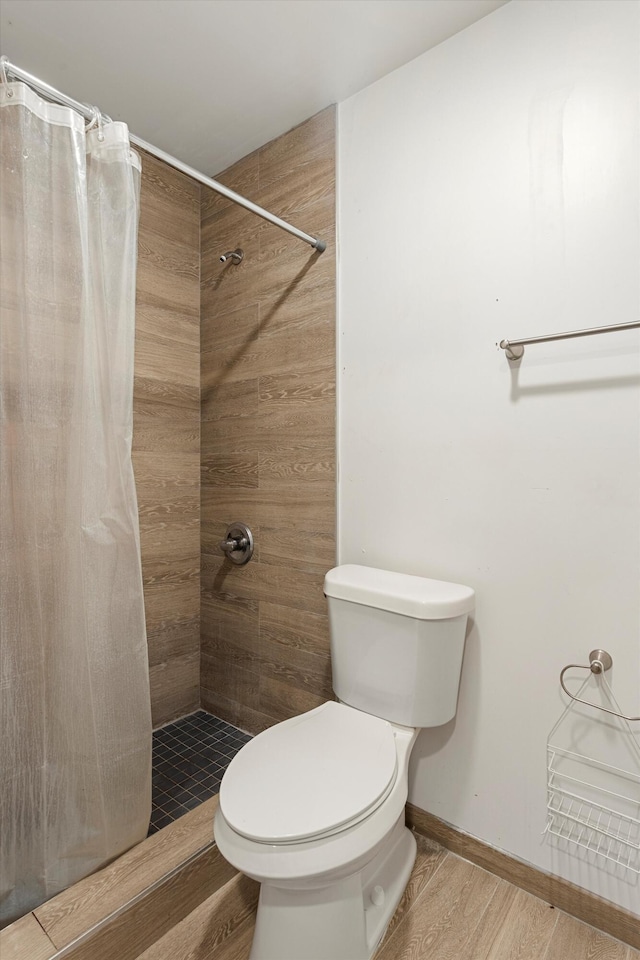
[324,565,474,728]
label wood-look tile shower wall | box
[133,153,201,727]
[200,107,337,733]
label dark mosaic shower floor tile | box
[148,709,252,835]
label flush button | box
[371,885,385,907]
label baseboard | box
[405,803,639,951]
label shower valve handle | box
[219,536,248,552]
[218,522,254,565]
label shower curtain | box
[0,80,152,926]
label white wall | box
[338,0,640,912]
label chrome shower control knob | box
[218,522,254,565]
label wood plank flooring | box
[381,835,638,960]
[406,804,640,949]
[33,799,218,949]
[3,805,637,960]
[386,836,638,960]
[129,832,640,960]
[0,913,57,960]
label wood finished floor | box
[3,799,637,960]
[147,832,639,960]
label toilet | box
[214,564,474,960]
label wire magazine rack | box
[546,650,640,873]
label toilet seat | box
[219,702,398,844]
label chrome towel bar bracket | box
[560,649,640,722]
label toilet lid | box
[219,701,398,844]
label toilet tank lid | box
[324,565,475,620]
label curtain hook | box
[0,56,14,98]
[85,105,98,131]
[85,104,105,142]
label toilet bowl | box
[214,702,419,959]
[213,565,474,960]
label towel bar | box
[500,320,640,361]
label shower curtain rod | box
[0,57,327,253]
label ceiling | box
[1,0,508,176]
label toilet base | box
[248,815,416,960]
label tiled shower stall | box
[133,108,336,820]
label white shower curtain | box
[0,81,152,926]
